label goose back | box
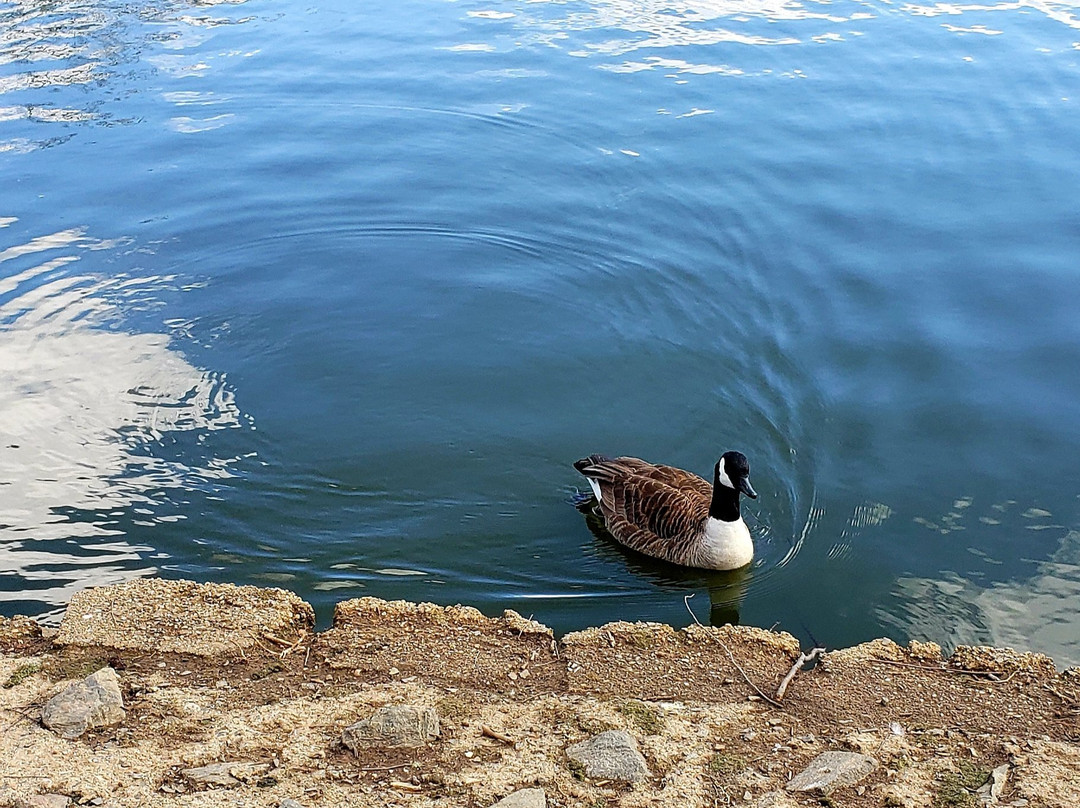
[574,455,716,565]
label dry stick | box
[481,725,514,744]
[775,647,825,701]
[869,658,1014,680]
[716,639,784,709]
[683,594,783,708]
[1044,684,1078,705]
[683,593,704,626]
[281,629,307,658]
[262,632,293,647]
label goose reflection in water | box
[575,496,752,627]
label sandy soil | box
[1,578,1079,808]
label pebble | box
[784,751,878,796]
[491,787,546,808]
[180,761,269,788]
[753,791,799,808]
[341,705,440,750]
[41,667,125,740]
[14,796,70,808]
[566,730,650,783]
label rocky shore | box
[1,578,1078,808]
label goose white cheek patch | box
[717,456,735,489]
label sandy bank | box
[1,578,1078,808]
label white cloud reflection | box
[882,528,1080,669]
[0,223,247,620]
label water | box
[3,0,1080,667]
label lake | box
[2,0,1080,668]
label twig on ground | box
[262,632,292,647]
[1045,684,1079,705]
[869,658,1014,680]
[715,639,784,709]
[2,706,37,732]
[280,629,307,658]
[481,724,515,744]
[359,764,407,772]
[684,594,704,627]
[775,647,825,701]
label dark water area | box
[2,0,1080,666]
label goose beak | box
[739,478,758,499]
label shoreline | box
[2,577,1078,808]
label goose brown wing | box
[598,457,713,501]
[641,463,713,501]
[602,474,711,560]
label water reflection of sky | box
[461,0,1080,75]
[0,219,247,620]
[0,0,255,152]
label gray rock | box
[784,751,877,795]
[491,788,546,808]
[341,705,440,751]
[977,763,1010,804]
[41,667,125,739]
[566,730,650,783]
[180,761,269,788]
[280,800,307,808]
[15,796,71,808]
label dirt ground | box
[1,578,1079,808]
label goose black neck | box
[709,470,741,522]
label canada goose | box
[573,451,757,570]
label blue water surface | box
[2,0,1080,666]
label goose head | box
[716,450,757,499]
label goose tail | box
[573,454,612,475]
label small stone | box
[279,800,306,808]
[977,763,1010,802]
[180,761,269,788]
[989,763,1009,798]
[41,667,125,739]
[754,791,799,808]
[15,796,70,808]
[491,787,546,808]
[342,705,440,750]
[388,667,400,676]
[566,730,650,783]
[784,751,878,796]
